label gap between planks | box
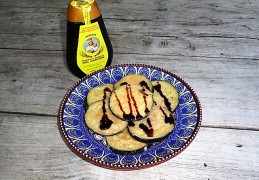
[0,48,259,60]
[0,111,258,132]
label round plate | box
[58,64,202,170]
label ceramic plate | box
[58,64,202,170]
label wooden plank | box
[0,113,258,179]
[0,0,258,59]
[1,3,258,38]
[0,49,258,129]
[0,0,258,33]
[0,49,78,116]
[1,33,259,59]
[1,0,258,13]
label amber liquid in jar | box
[66,1,113,78]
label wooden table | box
[1,0,259,179]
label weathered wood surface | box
[0,114,258,179]
[0,0,259,58]
[1,49,258,129]
[0,0,259,179]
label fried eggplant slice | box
[128,105,175,143]
[85,100,128,136]
[114,74,153,91]
[106,129,147,153]
[87,84,114,106]
[152,81,179,112]
[109,84,153,121]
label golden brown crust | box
[106,129,146,152]
[114,74,153,91]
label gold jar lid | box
[67,0,101,22]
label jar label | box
[77,22,108,75]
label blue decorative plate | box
[58,64,202,170]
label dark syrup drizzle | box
[99,88,113,130]
[139,81,151,113]
[139,118,153,137]
[128,85,143,119]
[100,114,113,130]
[120,82,128,86]
[125,85,135,120]
[114,91,134,120]
[128,121,135,127]
[139,81,150,91]
[153,83,172,111]
[159,107,175,125]
[115,84,146,121]
[139,88,150,114]
[103,87,112,95]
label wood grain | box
[0,0,258,59]
[0,49,258,129]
